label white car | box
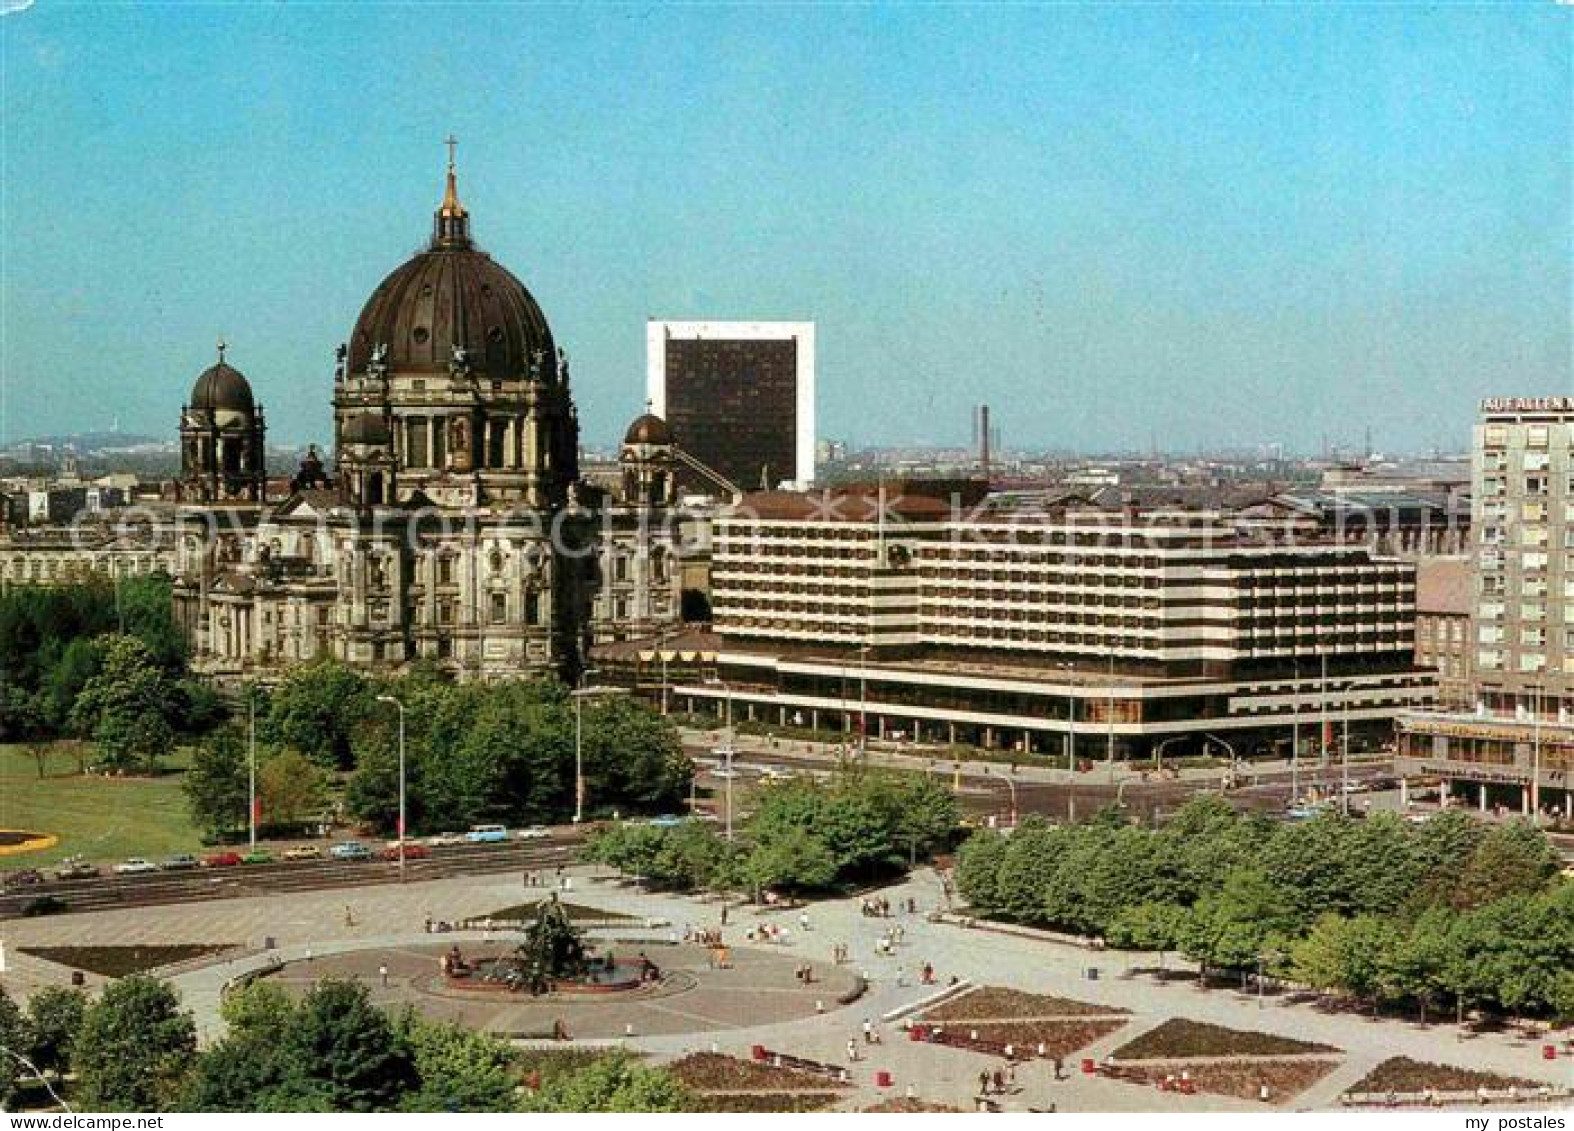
[515,826,552,841]
[114,858,159,875]
[424,831,466,848]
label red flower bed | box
[921,986,1122,1022]
[1113,1018,1339,1060]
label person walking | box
[862,1018,874,1044]
[846,1038,859,1063]
[378,964,389,988]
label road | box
[0,836,582,921]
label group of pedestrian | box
[831,942,850,964]
[976,1063,1015,1096]
[793,963,816,984]
[860,896,893,918]
[746,923,791,945]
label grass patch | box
[668,1052,850,1092]
[480,902,635,923]
[1349,1057,1542,1094]
[920,986,1123,1022]
[938,1018,1128,1059]
[20,943,236,977]
[1113,1018,1339,1060]
[0,742,203,870]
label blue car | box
[466,824,508,843]
[329,840,372,860]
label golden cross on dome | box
[444,133,458,169]
[216,337,227,363]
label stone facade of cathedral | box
[171,157,686,683]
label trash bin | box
[1086,967,1100,981]
[71,970,85,987]
[264,935,276,950]
[875,1070,893,1088]
[751,1044,767,1061]
[1544,1044,1557,1061]
[1081,1057,1096,1075]
[910,1025,927,1042]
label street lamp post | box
[572,667,601,825]
[1204,733,1237,791]
[374,695,407,884]
[247,684,258,854]
[1290,658,1301,807]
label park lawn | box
[0,742,205,870]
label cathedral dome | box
[345,156,555,381]
[189,357,255,415]
[623,412,672,446]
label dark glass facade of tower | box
[664,337,799,492]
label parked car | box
[646,815,683,828]
[283,845,323,861]
[54,857,100,881]
[465,824,509,844]
[329,841,372,861]
[381,841,431,861]
[514,826,552,841]
[425,831,466,848]
[202,851,243,868]
[241,849,274,865]
[113,858,160,875]
[162,853,200,871]
[3,868,44,888]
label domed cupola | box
[619,403,678,507]
[343,141,556,383]
[178,341,267,503]
[331,141,582,512]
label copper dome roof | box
[623,412,673,446]
[346,160,555,380]
[189,361,255,413]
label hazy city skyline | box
[2,4,1568,453]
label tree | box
[181,1032,331,1113]
[519,1051,691,1113]
[741,824,839,895]
[265,659,370,770]
[185,725,252,838]
[955,830,1009,915]
[258,749,327,831]
[1107,902,1189,967]
[67,635,180,772]
[25,740,51,780]
[72,975,197,1111]
[0,984,26,1108]
[1180,867,1296,980]
[280,980,416,1111]
[394,1013,516,1112]
[25,986,86,1080]
[218,979,296,1044]
[579,696,691,815]
[1455,819,1558,907]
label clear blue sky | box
[2,2,1568,454]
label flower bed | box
[1115,1058,1338,1103]
[1112,1018,1339,1060]
[668,1052,850,1092]
[863,1098,964,1112]
[920,986,1121,1022]
[690,1092,841,1112]
[1348,1058,1541,1095]
[924,1018,1127,1060]
[21,943,237,978]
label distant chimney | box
[979,404,992,480]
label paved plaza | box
[2,865,1570,1111]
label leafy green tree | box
[741,824,839,895]
[955,830,1008,915]
[519,1051,691,1113]
[258,748,328,830]
[1107,902,1189,966]
[185,724,252,838]
[1410,809,1485,904]
[579,696,691,814]
[218,979,296,1044]
[25,986,86,1080]
[265,659,370,770]
[0,985,26,1107]
[67,635,180,772]
[394,1012,516,1112]
[992,819,1061,922]
[181,1032,332,1113]
[1180,867,1296,979]
[40,638,103,733]
[1455,819,1558,908]
[280,980,416,1111]
[72,975,197,1111]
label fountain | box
[442,895,658,996]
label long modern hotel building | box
[657,483,1435,761]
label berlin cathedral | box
[170,152,687,682]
